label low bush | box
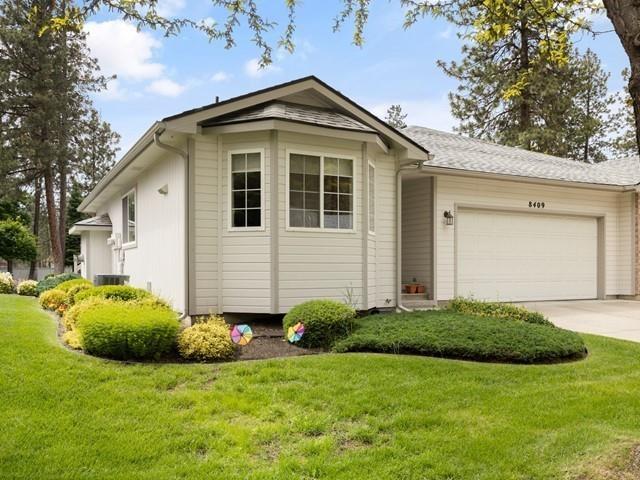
[448,297,552,326]
[76,303,180,360]
[66,284,93,306]
[0,272,15,294]
[56,278,93,293]
[178,316,235,361]
[16,280,38,296]
[39,289,68,314]
[63,297,115,331]
[74,285,151,304]
[62,330,82,350]
[283,299,356,349]
[333,310,587,364]
[36,273,81,296]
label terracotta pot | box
[406,284,417,294]
[416,284,426,294]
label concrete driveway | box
[522,300,640,342]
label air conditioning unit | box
[94,274,130,286]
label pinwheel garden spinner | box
[230,324,253,345]
[287,322,305,343]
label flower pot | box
[416,284,426,294]
[406,284,417,294]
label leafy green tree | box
[65,183,87,267]
[609,69,638,158]
[385,105,408,129]
[0,219,37,274]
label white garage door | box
[456,209,598,301]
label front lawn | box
[2,295,640,479]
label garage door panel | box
[456,209,598,301]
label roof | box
[202,101,376,133]
[404,126,640,187]
[69,214,112,235]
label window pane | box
[325,157,338,175]
[305,156,320,174]
[305,210,320,228]
[129,224,136,242]
[324,193,338,211]
[246,171,261,190]
[339,159,353,176]
[339,177,352,194]
[128,193,135,222]
[233,209,246,228]
[290,191,304,209]
[339,194,352,212]
[246,209,260,227]
[246,190,260,208]
[231,154,246,172]
[369,164,375,232]
[324,175,338,193]
[290,154,305,174]
[232,172,246,190]
[305,174,320,192]
[324,212,339,229]
[305,192,320,210]
[122,198,128,243]
[290,209,304,227]
[290,173,304,191]
[233,191,245,209]
[246,152,260,170]
[339,213,353,230]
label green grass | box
[333,310,586,363]
[2,295,640,479]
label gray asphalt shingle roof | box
[403,126,640,187]
[203,101,376,133]
[73,214,112,228]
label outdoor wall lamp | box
[444,210,454,226]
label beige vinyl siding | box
[435,175,635,300]
[401,177,433,292]
[374,152,397,307]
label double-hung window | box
[230,151,263,229]
[368,163,375,234]
[122,189,136,245]
[288,153,354,230]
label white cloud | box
[84,20,164,81]
[156,0,186,17]
[211,71,232,82]
[146,78,186,97]
[439,27,453,39]
[97,78,128,100]
[368,96,456,132]
[244,57,281,78]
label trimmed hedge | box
[36,273,81,295]
[0,272,14,294]
[16,280,38,296]
[74,285,151,304]
[76,303,180,360]
[283,299,356,349]
[178,316,235,361]
[333,310,587,364]
[39,289,68,314]
[56,278,93,292]
[448,297,552,326]
[63,297,115,331]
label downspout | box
[396,154,435,312]
[153,125,190,322]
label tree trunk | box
[58,157,67,269]
[29,177,41,280]
[519,13,532,150]
[7,260,13,275]
[603,0,640,155]
[43,167,64,273]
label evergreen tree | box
[385,105,408,129]
[65,183,87,267]
[609,69,638,158]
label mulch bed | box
[234,322,323,361]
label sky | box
[85,1,629,154]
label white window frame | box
[121,187,137,249]
[285,149,357,233]
[228,148,266,232]
[368,161,376,235]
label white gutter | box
[153,125,190,322]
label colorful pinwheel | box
[230,324,253,346]
[287,322,305,343]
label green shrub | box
[62,330,82,350]
[333,310,586,364]
[76,303,180,360]
[56,278,92,293]
[74,285,151,304]
[39,289,68,314]
[16,280,38,296]
[63,297,115,331]
[178,315,235,361]
[0,272,15,294]
[36,273,81,295]
[448,297,552,326]
[66,283,93,306]
[283,299,356,349]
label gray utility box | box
[94,274,130,286]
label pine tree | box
[385,105,408,129]
[65,183,87,267]
[609,69,638,158]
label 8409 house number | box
[529,201,545,208]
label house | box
[70,76,640,317]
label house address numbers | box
[528,201,545,208]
